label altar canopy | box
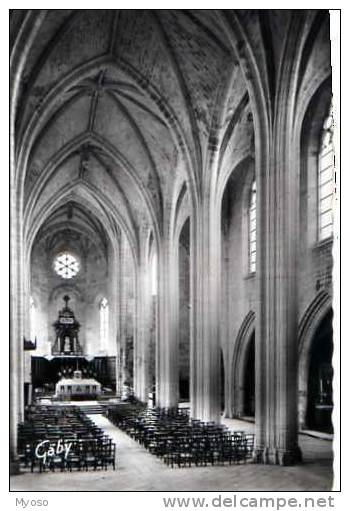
[52,296,82,356]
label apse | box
[29,200,114,356]
[26,197,134,405]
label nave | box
[10,9,336,486]
[11,412,333,491]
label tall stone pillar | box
[10,11,47,474]
[118,234,136,398]
[191,203,221,423]
[134,224,156,403]
[140,264,153,402]
[188,219,198,419]
[254,102,301,466]
[135,269,143,401]
[157,237,178,408]
[115,239,123,398]
[10,205,24,473]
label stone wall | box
[220,145,333,418]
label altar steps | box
[47,400,113,415]
[77,403,107,415]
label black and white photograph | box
[9,8,339,495]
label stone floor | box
[10,415,334,492]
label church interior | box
[10,9,336,491]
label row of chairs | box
[18,405,116,472]
[105,405,254,468]
[20,438,116,472]
[161,433,254,467]
[19,407,104,447]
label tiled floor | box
[10,415,334,492]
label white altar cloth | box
[55,377,101,397]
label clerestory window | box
[318,106,335,242]
[249,180,257,273]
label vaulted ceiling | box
[11,10,249,259]
[34,201,110,259]
[10,10,330,264]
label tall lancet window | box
[100,298,109,351]
[30,296,36,342]
[151,251,157,296]
[318,105,335,241]
[249,180,257,273]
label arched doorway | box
[243,332,255,417]
[306,309,333,433]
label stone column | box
[136,262,152,402]
[10,11,46,474]
[254,97,301,466]
[114,238,123,398]
[10,202,24,473]
[134,227,154,403]
[191,202,221,423]
[157,237,179,408]
[118,234,135,398]
[134,265,144,401]
[188,219,198,418]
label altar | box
[55,370,101,400]
[31,295,116,401]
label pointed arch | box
[24,131,157,243]
[230,310,255,417]
[16,54,200,213]
[298,291,332,429]
[25,180,139,303]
